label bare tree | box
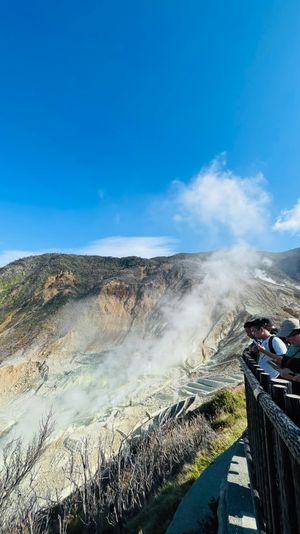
[0,412,53,531]
[1,410,215,533]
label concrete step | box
[227,372,243,380]
[179,373,242,398]
[197,377,229,386]
[177,388,192,398]
[197,378,233,389]
[150,396,196,426]
[187,381,218,391]
[209,375,239,384]
[180,385,211,396]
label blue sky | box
[0,0,300,265]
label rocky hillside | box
[0,248,300,405]
[1,248,299,353]
[1,247,300,511]
[0,252,209,359]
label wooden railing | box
[241,354,300,534]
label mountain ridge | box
[1,248,300,365]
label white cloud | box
[273,199,300,233]
[79,236,178,258]
[0,237,178,268]
[175,156,271,238]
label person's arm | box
[254,342,283,363]
[279,368,296,380]
[281,355,300,373]
[279,368,300,382]
[258,336,287,360]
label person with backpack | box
[253,318,300,367]
[250,318,287,378]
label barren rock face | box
[0,360,41,403]
[35,271,76,303]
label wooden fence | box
[241,354,300,534]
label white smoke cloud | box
[273,199,300,234]
[147,243,258,367]
[174,156,271,237]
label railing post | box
[260,372,271,393]
[285,394,300,427]
[270,382,298,534]
[284,394,300,532]
[258,373,280,534]
[270,378,293,394]
[271,384,287,410]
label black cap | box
[251,317,272,329]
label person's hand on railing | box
[280,368,298,380]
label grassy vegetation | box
[0,274,23,306]
[124,387,246,534]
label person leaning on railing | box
[250,318,287,378]
[254,318,300,381]
[243,320,260,361]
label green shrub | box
[201,389,236,419]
